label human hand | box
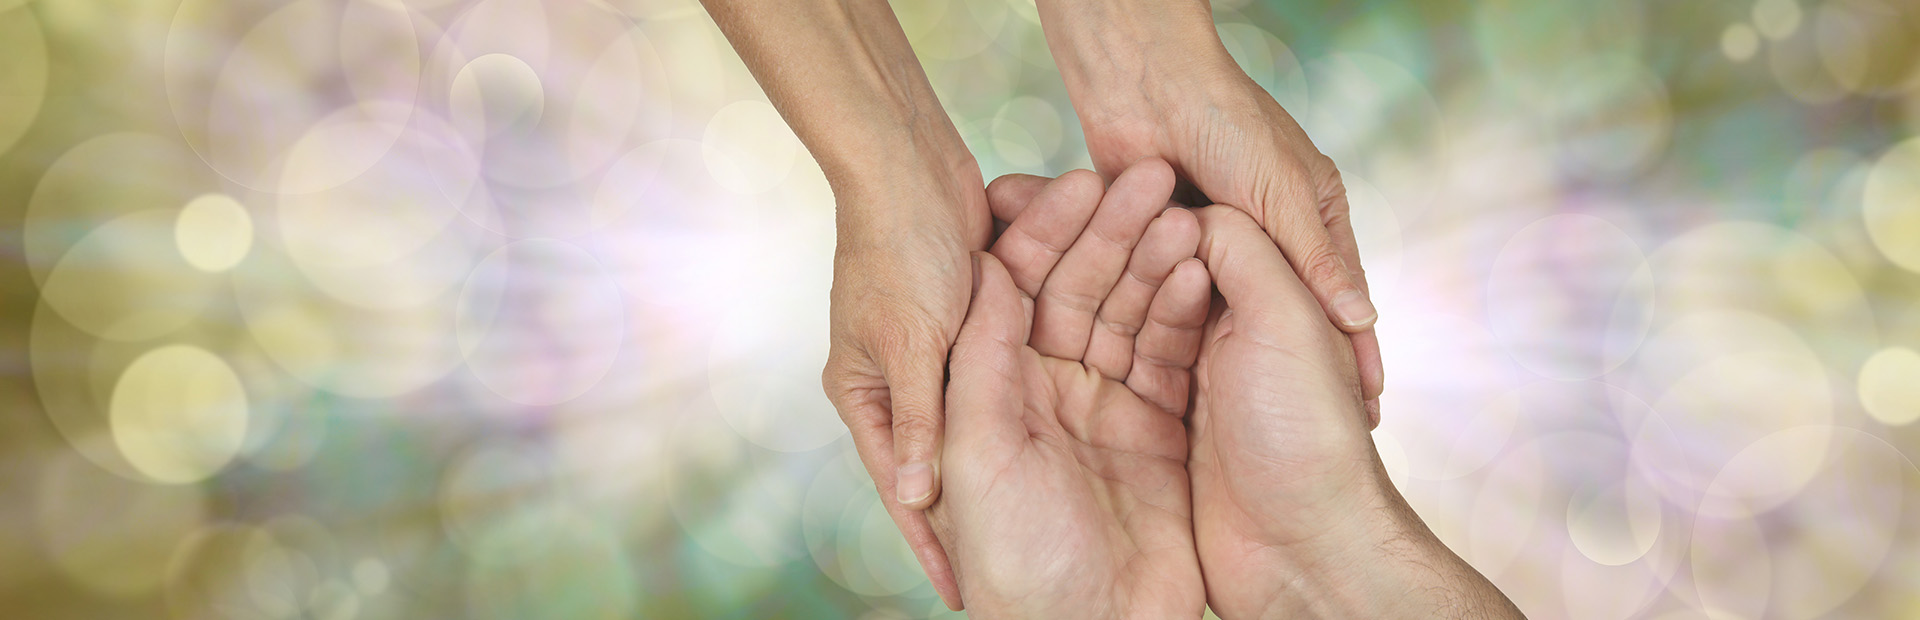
[929,160,1212,617]
[822,155,991,608]
[1031,0,1385,424]
[1186,206,1518,618]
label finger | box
[1194,205,1326,329]
[1320,191,1386,405]
[1127,258,1211,414]
[947,252,1032,447]
[883,342,950,511]
[1031,158,1176,360]
[830,380,962,608]
[1254,161,1378,333]
[1084,207,1199,381]
[986,173,1055,223]
[988,171,1103,296]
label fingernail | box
[896,462,934,505]
[1332,290,1377,329]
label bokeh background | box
[2,0,1919,617]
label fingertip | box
[1330,289,1378,330]
[987,173,1052,221]
[895,461,939,507]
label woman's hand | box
[930,160,1212,617]
[1033,0,1385,424]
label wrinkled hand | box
[930,160,1212,617]
[821,161,991,608]
[1035,3,1386,424]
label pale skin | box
[941,170,1521,618]
[699,0,1387,606]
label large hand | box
[1187,207,1517,618]
[1032,0,1385,423]
[822,159,991,608]
[930,161,1212,618]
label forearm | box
[700,0,973,208]
[1253,478,1521,619]
[1030,0,1236,131]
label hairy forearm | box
[1253,478,1522,619]
[700,0,972,205]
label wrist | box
[1033,0,1242,139]
[1244,472,1515,619]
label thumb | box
[946,252,1030,448]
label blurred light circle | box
[1376,313,1527,481]
[451,53,546,141]
[549,396,677,538]
[233,244,464,399]
[1631,310,1832,513]
[1753,0,1805,41]
[440,438,567,562]
[1473,0,1648,105]
[1768,15,1849,104]
[1700,425,1833,517]
[667,406,809,568]
[37,447,207,596]
[703,100,800,194]
[1302,53,1445,220]
[804,446,921,597]
[270,85,417,198]
[464,511,639,620]
[898,0,1003,61]
[308,581,360,620]
[1487,214,1654,380]
[1545,55,1672,180]
[1217,23,1308,113]
[456,239,626,407]
[855,496,927,595]
[278,109,486,311]
[1721,24,1760,62]
[1639,221,1874,378]
[639,12,729,115]
[0,5,47,156]
[1806,0,1920,96]
[1343,173,1403,301]
[989,96,1064,171]
[39,210,218,342]
[1465,437,1551,577]
[29,302,156,479]
[175,193,254,273]
[110,345,249,484]
[1690,428,1912,618]
[24,134,216,287]
[430,0,664,191]
[1782,148,1865,219]
[165,525,287,620]
[166,0,426,192]
[1859,347,1920,426]
[352,558,389,595]
[707,244,844,453]
[1863,137,1920,273]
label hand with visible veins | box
[928,159,1212,618]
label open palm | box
[928,161,1211,618]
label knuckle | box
[891,410,942,445]
[1301,246,1352,290]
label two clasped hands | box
[702,0,1520,616]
